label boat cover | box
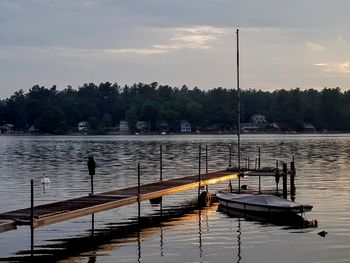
[216,191,313,211]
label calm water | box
[0,134,349,262]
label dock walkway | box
[0,170,238,231]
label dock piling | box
[30,179,34,257]
[229,145,232,167]
[275,161,280,192]
[282,163,288,199]
[160,145,163,181]
[87,155,96,196]
[137,162,141,221]
[255,158,257,171]
[258,146,261,170]
[290,161,296,199]
[198,145,201,200]
[205,145,208,173]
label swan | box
[41,173,51,184]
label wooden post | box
[258,146,261,170]
[90,174,94,196]
[229,144,232,167]
[247,157,250,170]
[238,172,241,194]
[30,179,34,257]
[198,145,201,199]
[255,158,257,171]
[290,161,296,198]
[137,163,141,221]
[258,175,261,193]
[205,145,208,173]
[282,163,287,199]
[91,214,95,237]
[275,160,279,192]
[275,168,280,192]
[87,155,96,196]
[160,145,163,181]
[160,145,163,214]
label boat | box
[216,191,313,214]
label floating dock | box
[0,170,239,231]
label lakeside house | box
[303,123,316,132]
[119,120,130,133]
[157,121,169,133]
[136,121,151,132]
[241,123,259,132]
[180,120,192,133]
[78,121,88,131]
[0,124,15,134]
[251,114,267,125]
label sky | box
[1,0,350,98]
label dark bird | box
[317,230,327,238]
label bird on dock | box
[41,173,50,184]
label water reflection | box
[0,202,204,262]
[237,218,242,263]
[198,209,203,260]
[137,230,141,263]
[159,224,164,257]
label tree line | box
[0,82,349,134]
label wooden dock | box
[0,170,238,231]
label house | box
[270,122,280,129]
[0,124,15,134]
[136,121,150,132]
[119,120,129,133]
[28,125,37,133]
[241,123,259,133]
[180,120,192,133]
[78,121,88,131]
[303,123,316,132]
[251,114,268,126]
[157,121,169,133]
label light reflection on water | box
[0,134,349,262]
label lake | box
[0,134,349,262]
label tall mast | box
[236,29,241,170]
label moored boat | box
[216,191,312,214]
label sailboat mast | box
[236,29,241,170]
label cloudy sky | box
[1,0,350,98]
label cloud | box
[153,26,227,51]
[305,42,325,52]
[314,61,350,74]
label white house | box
[78,121,88,131]
[241,123,259,133]
[119,120,129,133]
[303,123,316,132]
[251,114,267,125]
[0,124,14,134]
[136,121,150,132]
[180,120,192,133]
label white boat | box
[216,191,312,214]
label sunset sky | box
[1,0,350,98]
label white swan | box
[41,173,51,184]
